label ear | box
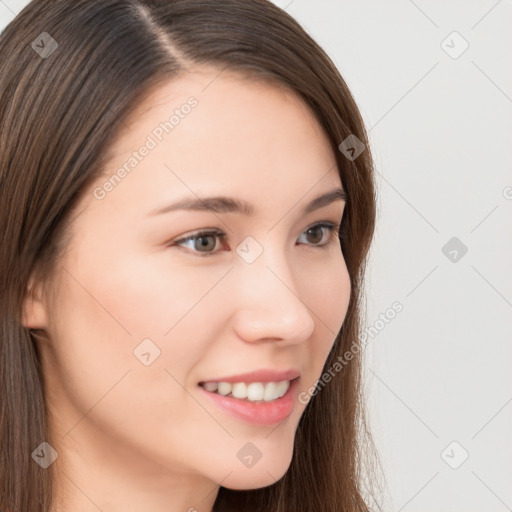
[20,274,49,330]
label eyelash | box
[171,221,342,257]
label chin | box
[217,458,292,491]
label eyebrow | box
[148,187,347,217]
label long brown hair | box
[0,1,383,510]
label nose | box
[230,249,316,346]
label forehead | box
[110,67,333,160]
[82,67,340,221]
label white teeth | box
[202,380,291,402]
[263,382,278,402]
[203,382,218,393]
[276,380,290,397]
[232,383,247,399]
[247,382,264,401]
[217,382,232,396]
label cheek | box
[308,254,351,334]
[44,257,220,458]
[305,256,351,373]
[50,248,233,418]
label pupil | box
[307,227,322,244]
[198,235,214,251]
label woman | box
[0,1,382,510]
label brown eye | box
[173,229,226,256]
[303,226,324,245]
[172,222,340,257]
[297,222,340,248]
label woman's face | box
[24,67,350,503]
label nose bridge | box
[231,237,315,343]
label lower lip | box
[198,379,299,426]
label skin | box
[22,66,350,512]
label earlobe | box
[20,277,48,330]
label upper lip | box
[199,368,300,385]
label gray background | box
[1,1,511,511]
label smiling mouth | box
[197,377,299,425]
[198,378,299,403]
